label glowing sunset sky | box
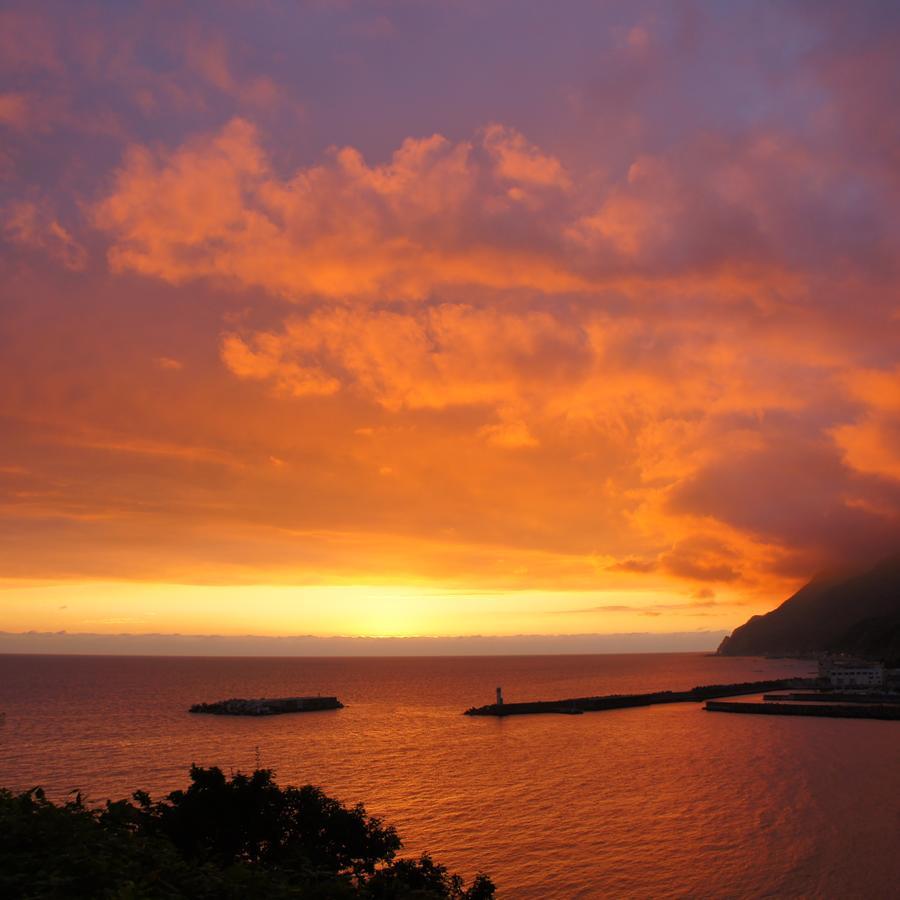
[2,2,899,646]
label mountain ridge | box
[718,553,900,664]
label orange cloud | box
[659,536,742,583]
[81,107,900,598]
[5,200,87,270]
[92,115,845,322]
[220,303,588,419]
[832,419,900,482]
[94,119,589,300]
[482,123,571,191]
[184,34,282,109]
[829,366,900,482]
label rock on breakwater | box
[190,696,343,716]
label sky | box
[1,1,899,652]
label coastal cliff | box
[718,553,900,663]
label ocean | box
[1,653,897,898]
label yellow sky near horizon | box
[0,580,749,639]
[1,3,899,643]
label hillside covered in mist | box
[718,554,900,664]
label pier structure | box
[705,700,900,721]
[463,679,812,717]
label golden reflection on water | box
[1,654,898,898]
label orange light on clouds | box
[1,2,899,648]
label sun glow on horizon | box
[0,579,755,640]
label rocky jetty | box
[190,696,343,716]
[463,679,810,717]
[705,700,900,720]
[762,691,900,704]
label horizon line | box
[0,628,729,657]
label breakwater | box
[705,700,900,720]
[762,692,900,704]
[463,679,810,717]
[190,696,343,716]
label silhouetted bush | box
[0,766,494,899]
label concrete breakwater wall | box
[705,700,900,720]
[190,696,343,716]
[463,679,811,717]
[762,692,900,704]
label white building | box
[819,657,884,689]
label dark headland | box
[717,552,900,663]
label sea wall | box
[463,679,811,717]
[705,700,900,720]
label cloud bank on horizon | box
[0,629,728,657]
[1,1,899,640]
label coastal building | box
[818,657,884,689]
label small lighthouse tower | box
[496,686,504,706]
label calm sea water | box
[1,653,898,899]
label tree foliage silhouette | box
[0,766,494,899]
